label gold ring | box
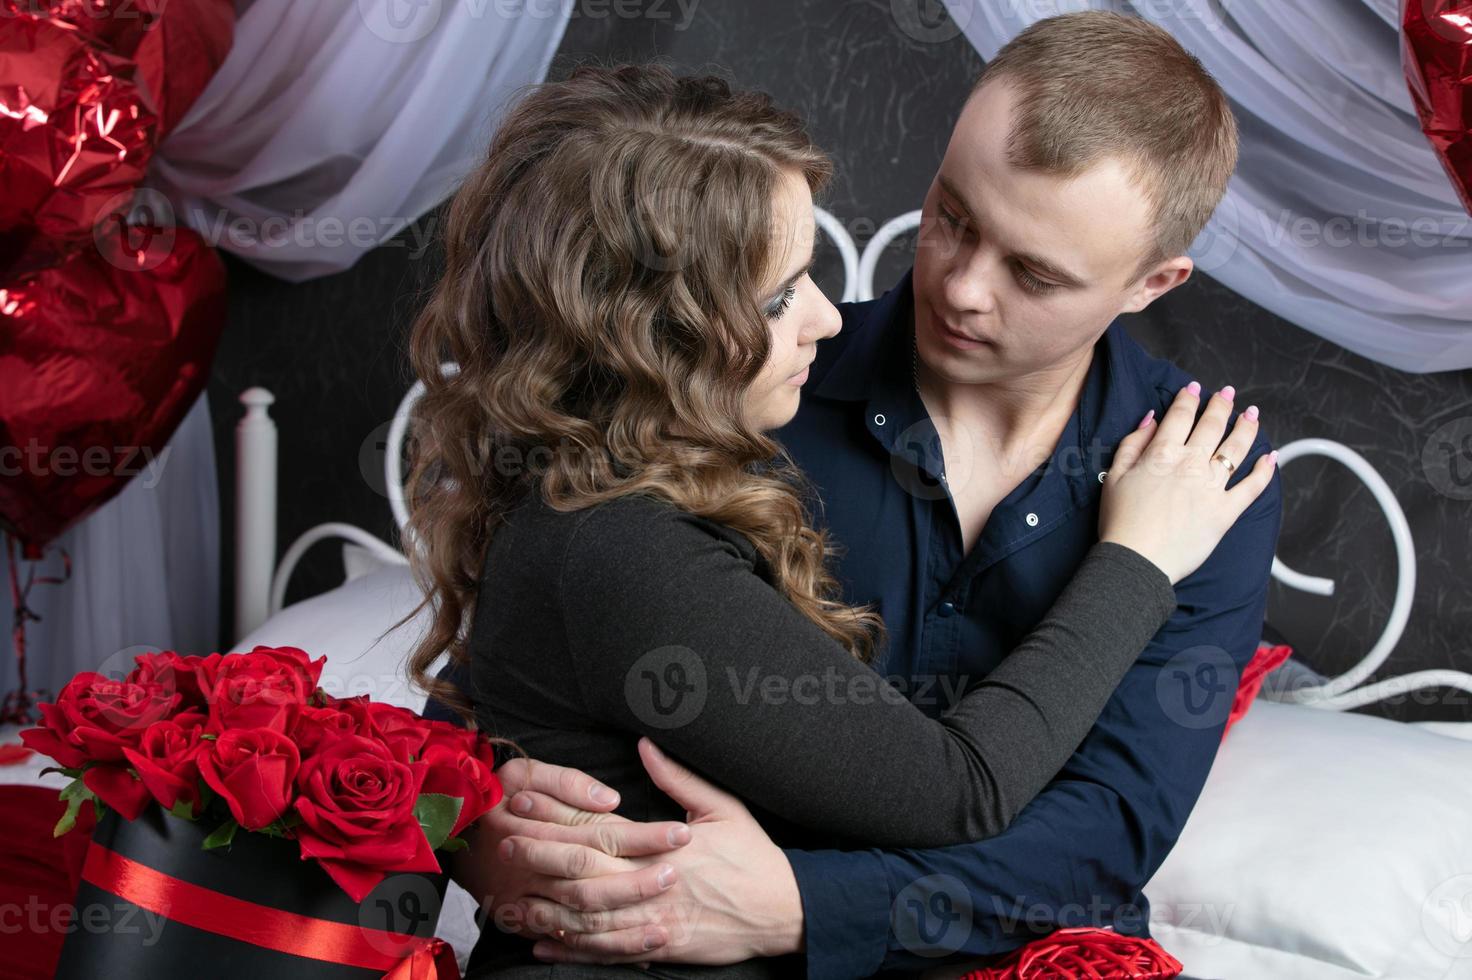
[1211,452,1236,475]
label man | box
[437,11,1281,978]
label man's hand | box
[449,755,693,952]
[508,738,805,967]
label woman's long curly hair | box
[402,63,885,722]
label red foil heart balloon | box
[0,216,227,556]
[0,13,159,283]
[1403,0,1472,216]
[0,0,232,282]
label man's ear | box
[1120,256,1194,314]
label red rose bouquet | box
[21,646,502,979]
[22,645,502,901]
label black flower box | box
[54,803,450,980]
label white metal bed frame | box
[231,208,1472,715]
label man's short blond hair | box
[974,11,1239,280]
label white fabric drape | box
[1,392,218,695]
[147,0,571,282]
[941,0,1472,373]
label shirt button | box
[938,601,957,617]
[1025,512,1039,527]
[874,413,886,426]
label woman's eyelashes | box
[938,204,1060,296]
[766,282,798,320]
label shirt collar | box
[810,266,1165,505]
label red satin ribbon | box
[81,842,461,979]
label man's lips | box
[931,313,992,350]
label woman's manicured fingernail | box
[668,824,691,846]
[1186,381,1201,397]
[512,793,533,814]
[1244,405,1259,422]
[1220,385,1236,403]
[1269,450,1279,467]
[589,783,618,805]
[1137,409,1155,430]
[657,865,676,889]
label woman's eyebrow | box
[765,227,818,302]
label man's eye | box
[1014,264,1059,295]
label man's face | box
[912,79,1191,387]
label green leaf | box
[40,766,84,780]
[201,818,239,850]
[58,776,89,803]
[169,800,197,821]
[413,793,464,852]
[439,836,468,853]
[53,776,99,837]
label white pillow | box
[235,564,437,716]
[1143,700,1472,978]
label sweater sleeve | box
[558,500,1175,848]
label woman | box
[401,64,1274,978]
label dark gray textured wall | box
[207,0,1472,721]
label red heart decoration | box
[0,13,159,282]
[1403,0,1472,216]
[0,215,226,556]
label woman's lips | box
[786,365,811,386]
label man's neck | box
[916,341,1096,474]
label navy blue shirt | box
[773,270,1282,978]
[427,268,1283,978]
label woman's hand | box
[1099,382,1276,584]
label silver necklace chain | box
[911,326,920,394]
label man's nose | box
[943,258,998,316]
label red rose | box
[82,764,153,820]
[122,712,208,815]
[127,652,222,709]
[420,735,503,837]
[203,647,325,734]
[329,697,428,763]
[419,719,478,756]
[292,733,438,902]
[19,672,182,769]
[294,705,360,756]
[197,728,300,830]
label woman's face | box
[743,169,843,432]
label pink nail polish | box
[1137,409,1155,430]
[1220,385,1235,403]
[1244,405,1259,422]
[1186,381,1201,397]
[1269,450,1279,466]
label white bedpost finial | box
[236,387,279,642]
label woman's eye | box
[1013,263,1058,296]
[939,207,964,230]
[766,283,798,320]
